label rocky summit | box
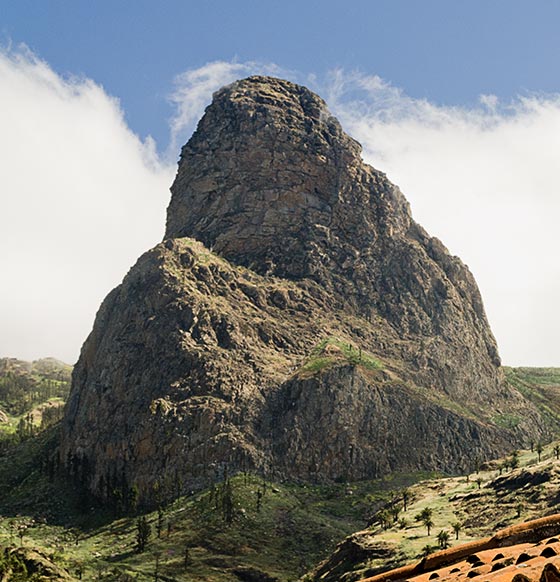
[60,76,549,504]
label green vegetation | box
[504,367,560,430]
[0,423,431,582]
[436,529,450,549]
[0,358,71,416]
[330,438,560,581]
[492,413,521,429]
[0,358,71,453]
[300,336,383,375]
[4,362,560,581]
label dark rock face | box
[61,76,548,503]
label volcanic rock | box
[60,76,548,503]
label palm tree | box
[437,530,450,549]
[402,488,410,512]
[424,516,434,536]
[421,544,435,558]
[452,522,461,540]
[419,507,433,520]
[415,507,434,535]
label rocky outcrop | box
[0,546,75,582]
[60,76,549,504]
[309,533,401,582]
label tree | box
[377,510,391,530]
[402,488,410,512]
[415,508,435,536]
[136,517,151,553]
[437,530,450,549]
[424,516,434,536]
[420,544,435,558]
[221,478,235,524]
[156,507,164,538]
[415,507,433,521]
[128,484,139,514]
[414,507,435,535]
[17,523,28,545]
[73,560,84,580]
[452,522,461,540]
[554,445,560,461]
[536,442,543,463]
[510,450,520,470]
[153,551,161,582]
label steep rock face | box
[166,77,500,404]
[61,77,548,503]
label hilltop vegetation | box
[0,358,71,451]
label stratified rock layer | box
[61,77,547,503]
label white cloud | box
[168,60,287,154]
[2,52,559,368]
[322,72,560,366]
[0,47,174,363]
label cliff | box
[60,76,548,503]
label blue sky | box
[2,2,560,366]
[5,1,560,148]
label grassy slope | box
[298,337,383,376]
[504,367,560,431]
[0,358,71,438]
[311,441,560,582]
[1,365,560,582]
[0,430,432,581]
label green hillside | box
[0,358,71,450]
[504,367,560,431]
[0,427,430,582]
[1,364,560,581]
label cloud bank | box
[170,62,560,366]
[0,47,174,363]
[2,54,559,366]
[321,70,560,366]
